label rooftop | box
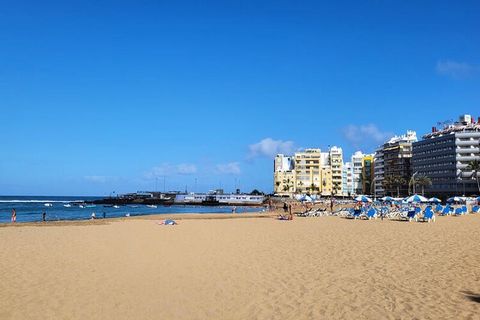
[423,114,480,139]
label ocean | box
[0,196,264,223]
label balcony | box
[456,132,480,139]
[456,140,479,147]
[457,155,480,161]
[456,147,480,154]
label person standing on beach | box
[11,208,16,223]
[42,211,46,222]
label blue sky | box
[1,0,479,196]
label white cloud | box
[216,162,241,175]
[342,124,393,148]
[436,60,477,79]
[248,138,295,159]
[176,164,198,175]
[145,163,197,178]
[84,175,108,183]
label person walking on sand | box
[11,208,16,223]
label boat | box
[146,205,157,209]
[44,203,53,207]
[79,205,85,209]
[63,204,72,208]
[201,195,220,206]
[113,205,120,209]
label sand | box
[1,213,480,320]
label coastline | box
[0,211,279,227]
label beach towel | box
[157,219,177,225]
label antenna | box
[436,119,453,129]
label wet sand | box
[1,213,479,319]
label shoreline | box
[0,211,280,227]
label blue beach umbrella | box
[428,197,441,203]
[380,196,394,202]
[405,194,428,203]
[354,195,372,203]
[447,196,465,203]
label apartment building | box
[412,114,480,198]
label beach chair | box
[366,208,377,220]
[472,205,479,213]
[462,206,468,214]
[441,205,451,216]
[407,208,420,222]
[423,206,435,223]
[454,207,463,216]
[434,204,443,214]
[352,209,362,219]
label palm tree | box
[415,175,432,196]
[332,182,340,196]
[386,175,406,197]
[467,160,480,193]
[382,175,394,196]
[297,180,304,193]
[282,178,292,193]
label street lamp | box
[410,172,418,195]
[371,176,377,201]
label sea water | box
[0,196,264,223]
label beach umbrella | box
[295,194,313,202]
[428,197,441,203]
[294,194,305,201]
[354,195,372,203]
[380,196,394,202]
[446,196,466,203]
[304,195,314,203]
[405,194,428,203]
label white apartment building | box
[273,154,295,195]
[351,151,364,195]
[342,161,353,196]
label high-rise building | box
[373,147,385,198]
[273,146,344,196]
[362,154,375,195]
[373,130,417,198]
[351,151,364,195]
[412,114,480,198]
[329,146,344,196]
[293,149,323,195]
[342,161,353,196]
[273,154,295,196]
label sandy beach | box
[1,213,480,320]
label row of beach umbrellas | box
[294,194,480,204]
[354,195,480,204]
